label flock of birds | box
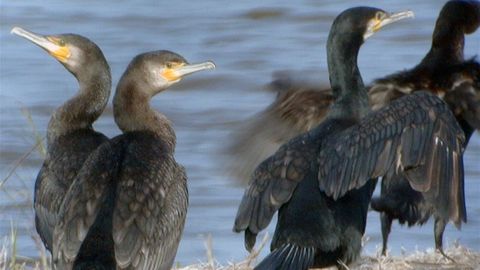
[10,0,479,269]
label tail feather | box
[370,196,388,212]
[371,195,431,226]
[74,262,114,270]
[254,244,315,270]
[245,229,257,252]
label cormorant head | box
[326,7,413,98]
[437,0,480,34]
[120,50,215,96]
[11,27,108,79]
[329,7,414,45]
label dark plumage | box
[368,0,480,259]
[52,51,215,269]
[11,27,111,252]
[227,75,333,184]
[233,7,465,270]
[228,0,479,259]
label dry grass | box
[175,243,480,270]
[0,227,43,270]
[0,107,48,270]
[2,221,479,270]
[350,244,480,270]
[174,234,269,270]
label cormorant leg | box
[380,212,392,256]
[434,218,455,262]
[336,260,350,270]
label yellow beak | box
[162,61,216,82]
[11,26,71,63]
[364,10,415,40]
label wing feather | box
[53,135,188,270]
[53,141,120,268]
[227,75,333,185]
[317,91,466,224]
[233,133,316,248]
[35,131,108,251]
[112,139,188,270]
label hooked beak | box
[162,61,216,82]
[364,10,415,40]
[11,26,71,63]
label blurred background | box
[0,0,479,267]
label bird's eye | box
[375,12,384,21]
[166,62,173,69]
[57,39,66,46]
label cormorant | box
[228,0,479,259]
[52,51,215,269]
[234,7,465,270]
[369,0,479,258]
[227,75,333,185]
[11,27,111,252]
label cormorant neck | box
[326,31,369,119]
[421,22,465,65]
[113,78,176,152]
[47,62,111,145]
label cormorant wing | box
[268,71,331,97]
[35,131,109,253]
[227,74,332,185]
[233,131,317,251]
[444,59,480,131]
[53,137,188,269]
[34,166,58,251]
[368,76,415,111]
[317,91,466,225]
[369,59,480,130]
[53,141,121,268]
[111,151,187,270]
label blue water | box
[0,0,479,266]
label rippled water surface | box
[1,0,479,265]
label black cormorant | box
[52,51,215,269]
[11,27,111,252]
[228,0,479,259]
[227,75,333,185]
[228,1,479,188]
[234,7,465,270]
[368,0,479,258]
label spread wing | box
[369,59,480,131]
[368,80,414,111]
[444,80,480,132]
[318,91,466,224]
[233,132,316,250]
[227,74,333,184]
[447,58,480,130]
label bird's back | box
[271,117,375,266]
[34,128,108,251]
[54,130,188,270]
[370,59,480,135]
[114,132,188,269]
